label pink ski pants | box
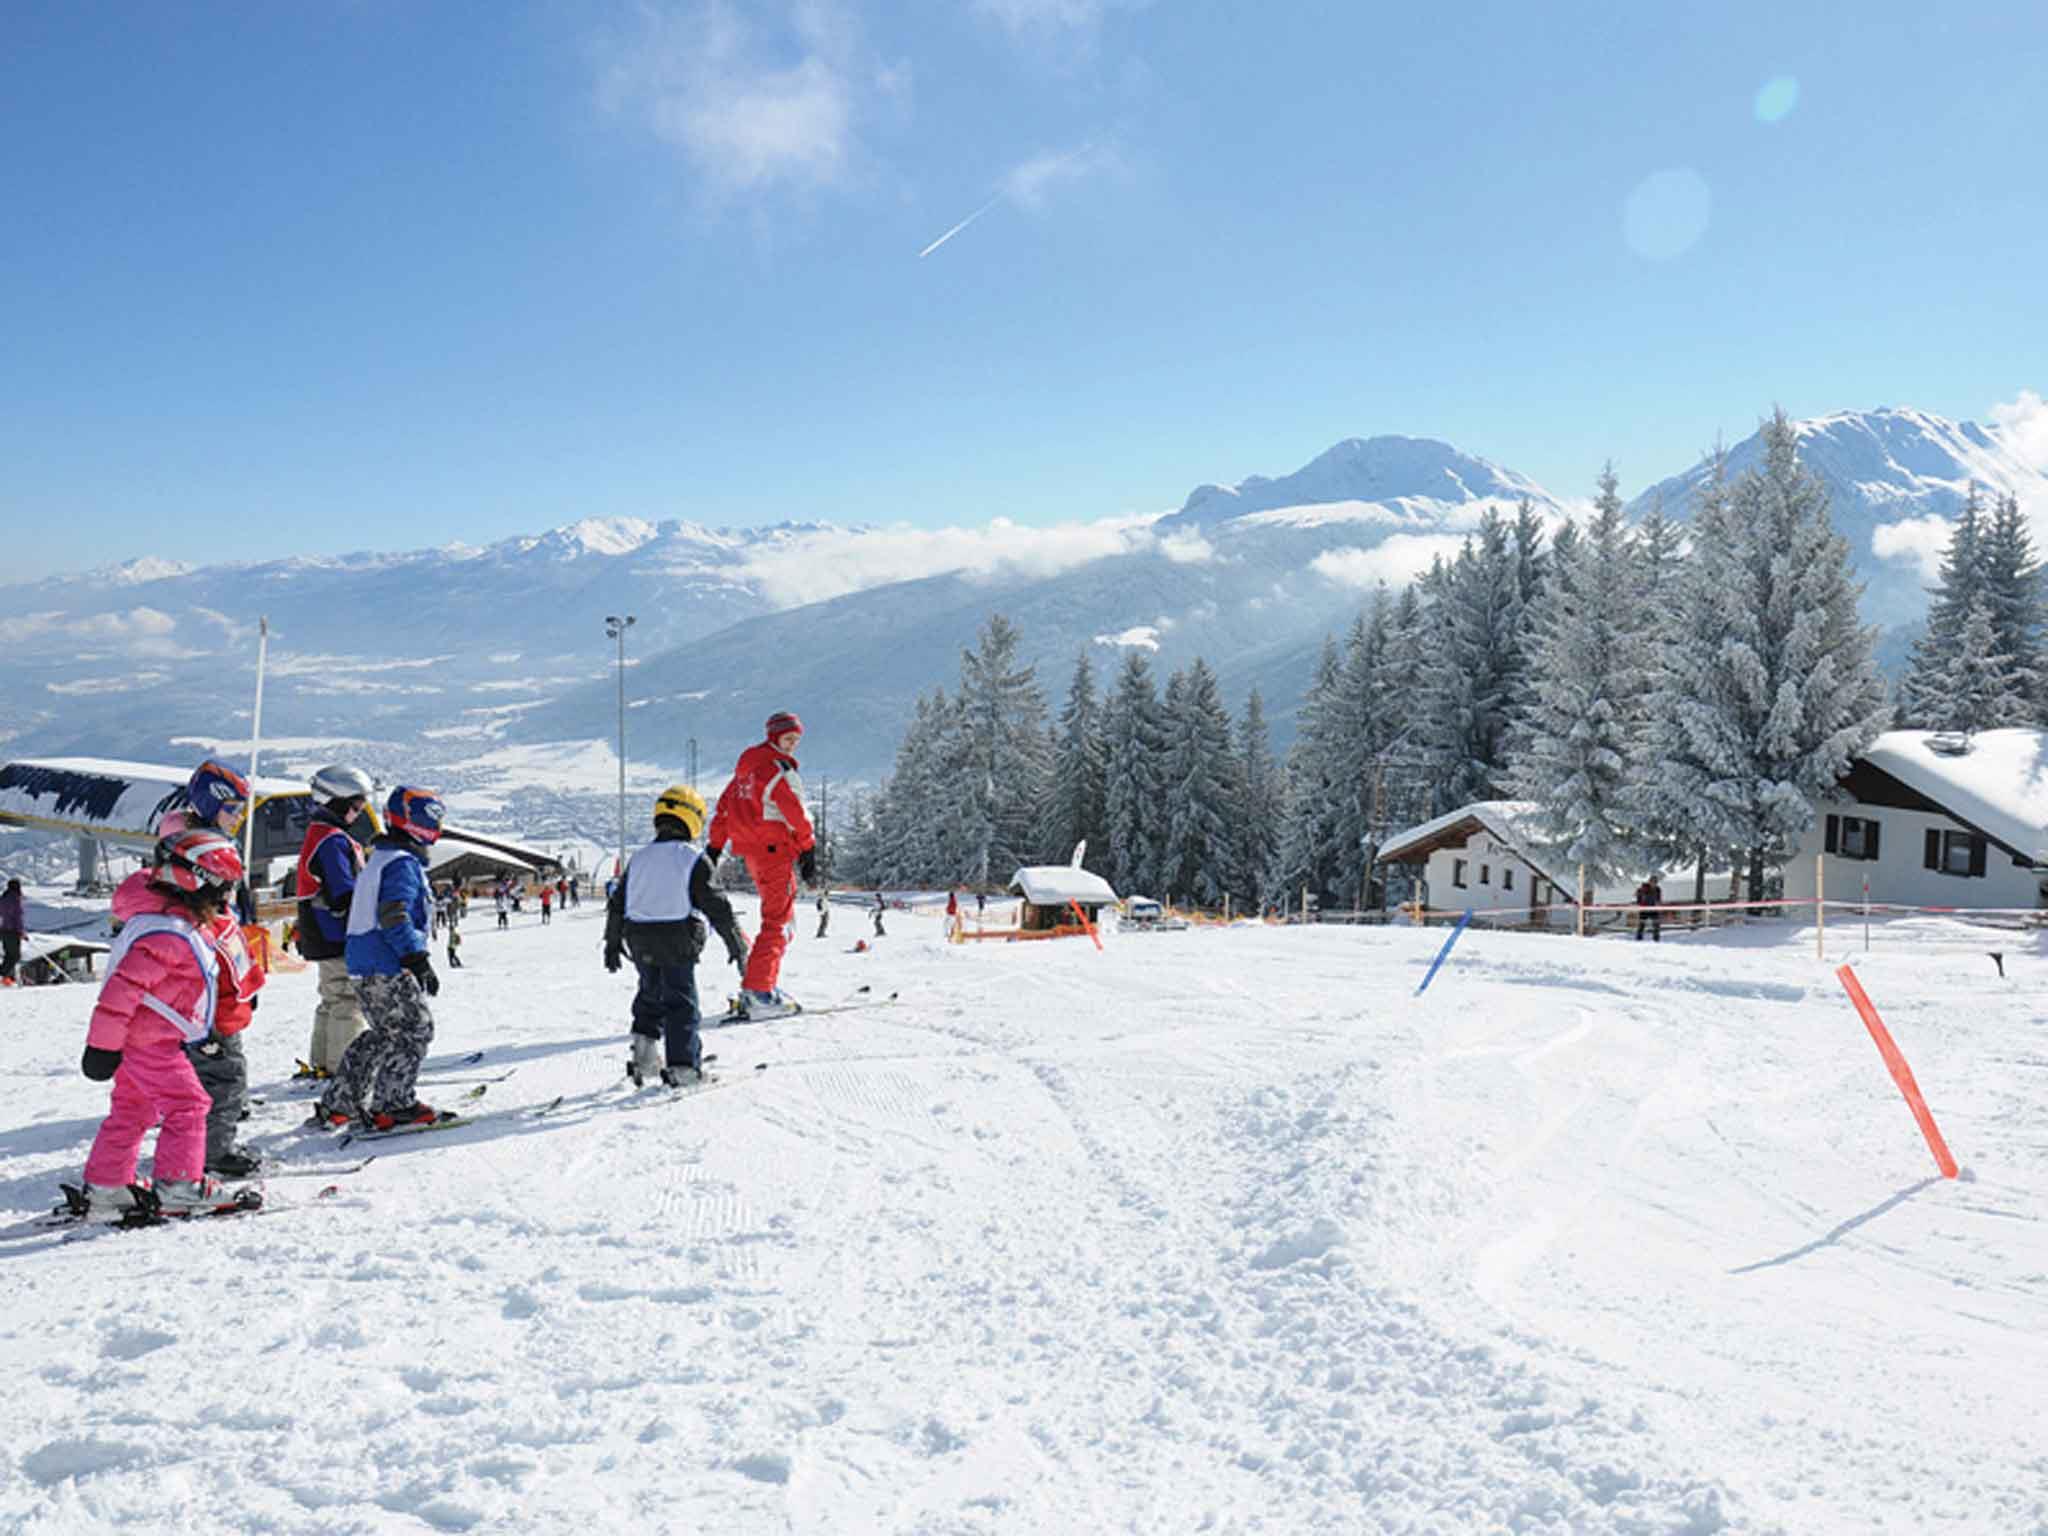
[83,1042,211,1187]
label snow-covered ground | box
[2,898,2045,1534]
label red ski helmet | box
[765,710,804,741]
[150,827,246,897]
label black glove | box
[726,938,748,971]
[194,1033,225,1059]
[402,952,441,997]
[798,847,818,884]
[605,947,623,974]
[248,994,259,1013]
[703,846,722,869]
[82,1045,122,1082]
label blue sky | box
[4,1,2044,581]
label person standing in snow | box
[539,884,553,925]
[706,711,816,1018]
[122,762,267,1174]
[604,786,749,1086]
[76,830,249,1219]
[872,892,886,938]
[1634,877,1664,943]
[311,787,447,1131]
[445,920,464,970]
[0,877,24,985]
[295,764,374,1076]
[495,886,509,930]
[815,891,830,940]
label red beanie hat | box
[765,710,804,739]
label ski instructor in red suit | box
[708,711,817,1014]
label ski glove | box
[82,1045,122,1081]
[604,947,623,974]
[798,847,818,884]
[726,939,748,971]
[402,952,441,997]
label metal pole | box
[243,616,269,881]
[1863,872,1870,952]
[606,615,635,877]
[1816,850,1825,960]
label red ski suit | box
[709,739,814,994]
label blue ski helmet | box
[385,786,446,845]
[186,760,251,832]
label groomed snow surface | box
[2,901,2045,1534]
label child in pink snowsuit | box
[80,831,245,1216]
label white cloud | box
[269,653,452,678]
[1990,389,2048,470]
[4,606,183,657]
[1157,529,1214,564]
[599,2,898,195]
[47,671,170,696]
[1093,624,1159,651]
[1001,143,1122,210]
[1312,534,1468,591]
[1870,515,1952,585]
[738,513,1162,607]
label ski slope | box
[1,898,2044,1534]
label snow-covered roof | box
[1856,729,2048,861]
[1009,864,1119,907]
[0,757,309,848]
[1379,800,1550,866]
[22,932,110,962]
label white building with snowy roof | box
[1376,800,1648,926]
[1782,728,2048,913]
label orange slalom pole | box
[1836,965,1958,1179]
[1069,899,1103,951]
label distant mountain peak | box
[1166,433,1555,528]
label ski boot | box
[153,1176,241,1215]
[659,1064,705,1089]
[367,1102,442,1132]
[208,1147,263,1180]
[306,1103,353,1130]
[735,988,802,1021]
[80,1183,144,1224]
[627,1034,661,1087]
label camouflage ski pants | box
[319,971,436,1119]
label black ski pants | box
[631,960,704,1073]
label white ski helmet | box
[310,763,375,806]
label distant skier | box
[707,711,816,1019]
[539,885,553,925]
[445,919,463,970]
[872,892,886,938]
[605,786,749,1086]
[311,787,447,1131]
[815,891,830,940]
[75,830,249,1219]
[295,764,374,1076]
[495,887,509,931]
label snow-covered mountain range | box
[3,407,2043,824]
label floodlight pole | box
[243,616,270,883]
[605,615,636,877]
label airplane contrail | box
[917,194,1002,259]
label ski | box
[231,1155,378,1182]
[413,1069,518,1087]
[338,1093,563,1147]
[420,1049,487,1071]
[714,989,897,1025]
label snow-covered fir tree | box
[1234,686,1283,911]
[949,615,1052,884]
[1978,491,2044,719]
[1416,511,1526,811]
[1159,657,1242,909]
[1510,465,1644,882]
[1047,650,1109,871]
[1101,650,1167,896]
[1927,597,2027,732]
[1642,412,1890,900]
[1272,638,1348,906]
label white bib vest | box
[624,841,703,924]
[106,912,219,1043]
[347,847,415,937]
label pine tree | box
[1235,687,1282,911]
[1418,512,1525,810]
[1047,651,1109,869]
[1899,485,1986,727]
[1159,658,1240,909]
[1102,650,1166,895]
[1510,465,1643,881]
[1931,597,2025,732]
[1978,491,2044,722]
[951,615,1052,884]
[1273,638,1347,905]
[1645,411,1890,900]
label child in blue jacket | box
[312,787,447,1131]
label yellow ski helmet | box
[652,784,707,839]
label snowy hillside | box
[1628,406,2048,625]
[2,902,2043,1532]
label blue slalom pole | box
[1415,908,1474,996]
